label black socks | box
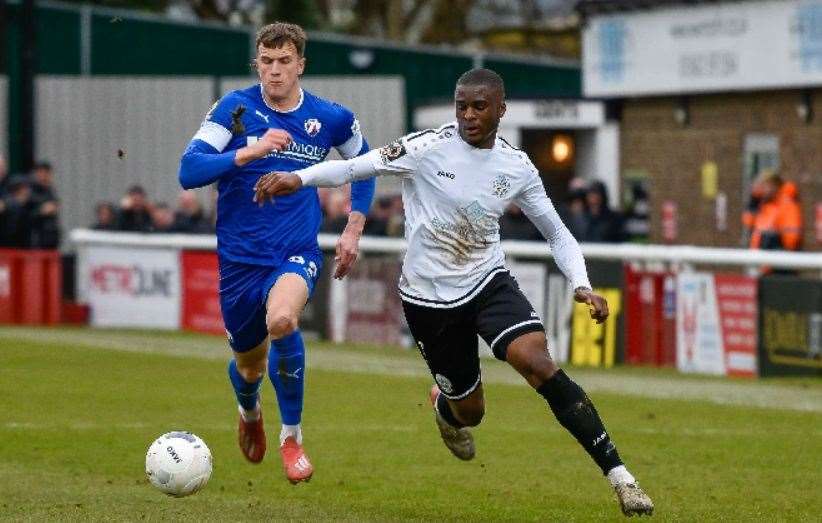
[436,392,466,428]
[537,369,623,475]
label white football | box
[145,431,212,497]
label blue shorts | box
[219,250,323,352]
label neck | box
[263,85,301,112]
[461,129,497,150]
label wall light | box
[551,134,574,165]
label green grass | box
[0,327,820,521]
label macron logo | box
[255,110,270,123]
[436,170,455,180]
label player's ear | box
[499,100,507,118]
[297,56,306,76]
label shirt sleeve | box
[514,164,592,291]
[178,94,242,189]
[297,134,419,187]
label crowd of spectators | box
[0,157,61,249]
[499,177,650,243]
[0,153,643,248]
[91,185,216,234]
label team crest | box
[434,374,454,395]
[304,118,322,137]
[379,140,407,164]
[492,174,511,198]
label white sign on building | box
[583,0,822,97]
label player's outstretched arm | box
[179,129,292,190]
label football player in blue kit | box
[178,22,375,484]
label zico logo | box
[762,309,822,368]
[570,288,622,368]
[90,264,174,297]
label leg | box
[264,265,316,484]
[220,261,273,464]
[230,338,269,464]
[402,299,480,461]
[265,274,309,442]
[506,332,653,516]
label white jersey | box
[298,122,592,308]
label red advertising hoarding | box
[181,251,224,335]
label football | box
[145,431,212,497]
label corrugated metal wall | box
[36,76,214,236]
[0,76,7,159]
[35,75,406,239]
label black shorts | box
[401,271,544,400]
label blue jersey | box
[179,84,375,266]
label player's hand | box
[236,129,292,166]
[334,212,365,279]
[253,172,303,205]
[573,287,609,324]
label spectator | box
[117,185,153,232]
[320,190,349,233]
[0,175,35,247]
[743,170,802,251]
[499,203,541,240]
[560,186,589,240]
[581,181,624,243]
[92,202,117,230]
[173,190,209,233]
[365,196,392,236]
[150,202,176,233]
[623,182,650,243]
[29,161,60,248]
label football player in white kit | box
[253,68,653,517]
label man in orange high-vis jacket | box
[743,170,803,251]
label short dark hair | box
[127,185,146,196]
[456,68,505,97]
[33,161,52,171]
[256,22,307,56]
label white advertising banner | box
[583,0,822,97]
[676,273,726,375]
[82,246,181,329]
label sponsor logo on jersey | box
[380,140,407,164]
[255,109,270,123]
[492,174,511,198]
[247,136,329,163]
[435,374,454,395]
[436,170,455,180]
[288,255,305,265]
[304,118,322,137]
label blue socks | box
[228,359,262,412]
[267,330,306,426]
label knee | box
[507,335,559,387]
[267,309,299,339]
[454,402,485,427]
[236,360,266,382]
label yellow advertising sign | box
[570,289,622,368]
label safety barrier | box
[0,249,62,325]
[69,229,822,377]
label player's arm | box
[178,98,291,189]
[514,170,608,324]
[254,136,417,201]
[330,117,375,278]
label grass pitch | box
[1,326,820,521]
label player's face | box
[256,42,305,103]
[454,85,506,149]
